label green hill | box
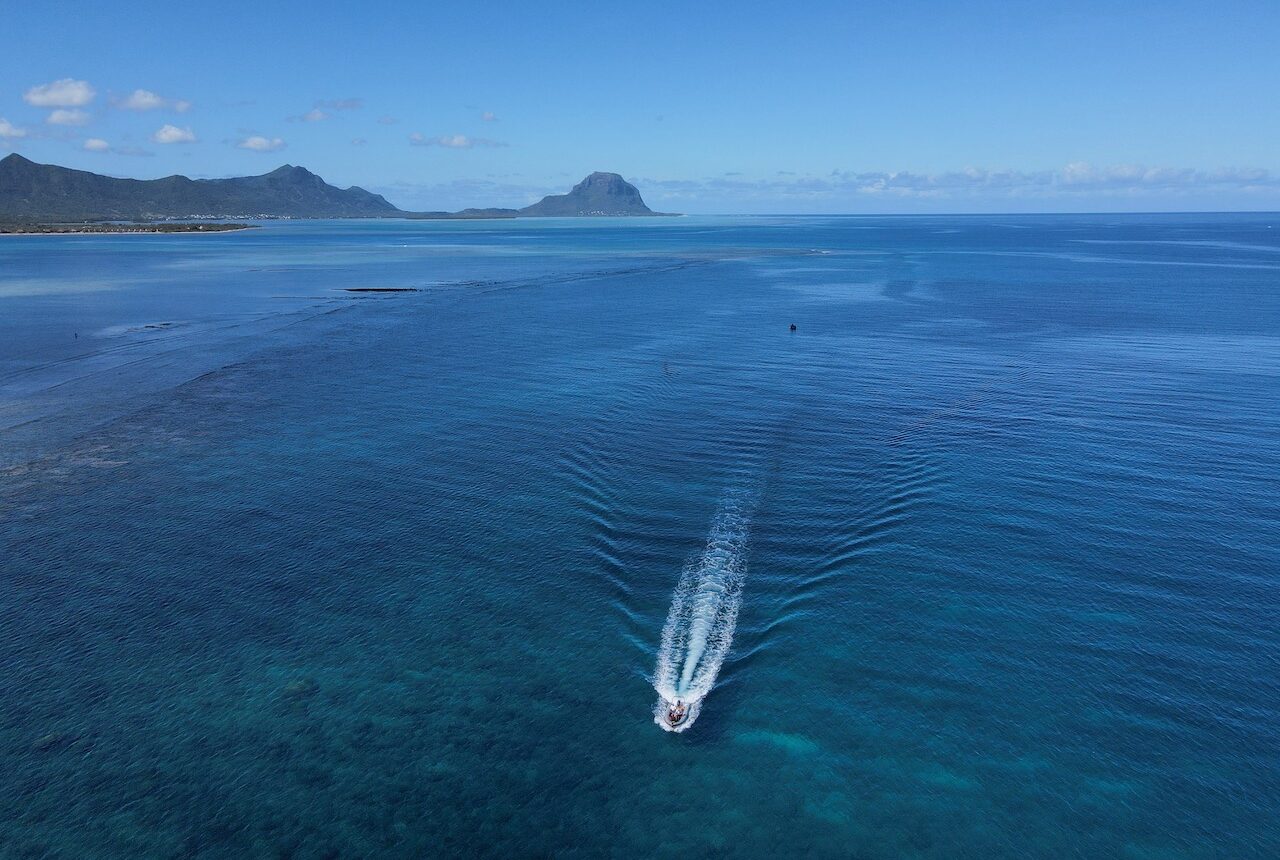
[0,154,399,219]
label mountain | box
[519,172,661,216]
[0,154,399,219]
[0,156,674,220]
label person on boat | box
[668,701,686,724]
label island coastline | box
[0,221,255,235]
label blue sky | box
[2,0,1278,213]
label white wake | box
[653,492,755,732]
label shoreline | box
[0,223,256,236]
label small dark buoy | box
[789,323,797,332]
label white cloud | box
[120,89,164,110]
[1056,161,1212,189]
[152,124,197,144]
[317,98,363,111]
[0,118,28,138]
[351,137,368,146]
[47,108,91,126]
[481,111,498,122]
[287,107,334,122]
[79,138,151,156]
[634,163,1280,210]
[238,135,286,152]
[410,133,506,149]
[116,88,192,113]
[24,78,96,107]
[377,116,399,125]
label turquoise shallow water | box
[2,215,1278,857]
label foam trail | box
[653,490,756,732]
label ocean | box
[2,214,1277,857]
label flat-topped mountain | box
[0,154,398,219]
[519,172,660,216]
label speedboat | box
[666,700,688,727]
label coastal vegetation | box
[0,219,253,234]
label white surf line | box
[653,489,757,733]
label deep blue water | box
[2,215,1278,857]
